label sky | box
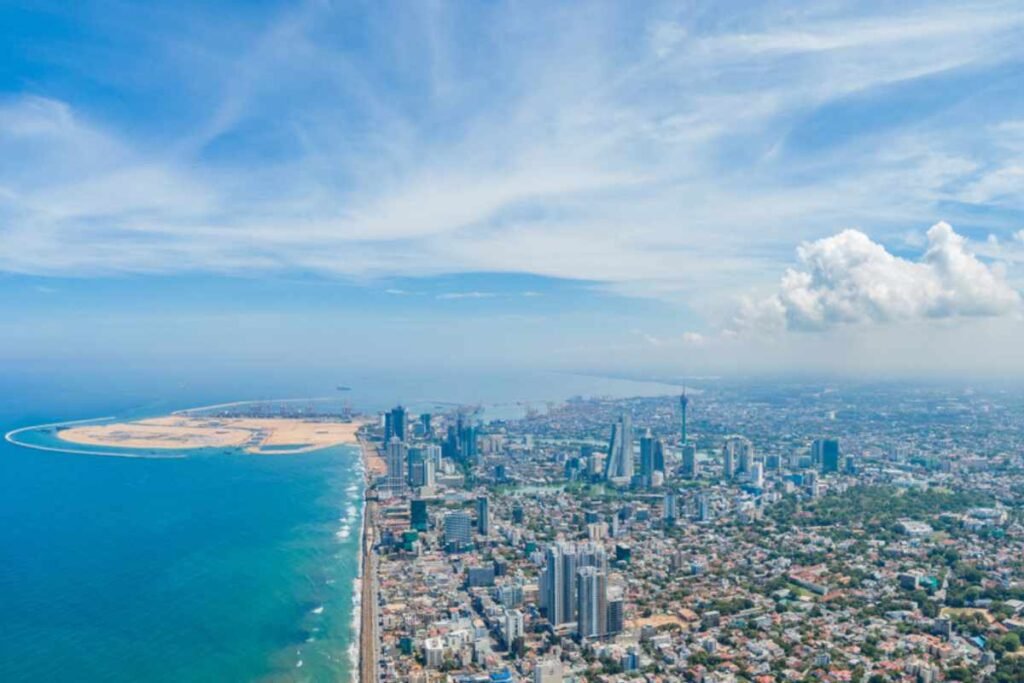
[1,0,1023,380]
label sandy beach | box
[58,416,366,454]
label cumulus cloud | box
[731,222,1021,333]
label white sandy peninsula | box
[57,415,364,454]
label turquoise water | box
[0,382,363,682]
[0,367,680,682]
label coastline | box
[357,434,379,683]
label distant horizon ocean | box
[0,367,682,682]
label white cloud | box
[2,1,1024,309]
[731,222,1020,334]
[681,332,706,346]
[435,291,495,300]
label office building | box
[813,438,841,473]
[664,490,678,524]
[424,443,442,469]
[603,413,633,481]
[607,598,624,635]
[385,437,406,495]
[385,405,407,442]
[476,495,490,536]
[723,435,753,480]
[681,444,699,479]
[443,511,472,549]
[639,429,656,485]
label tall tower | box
[603,414,634,482]
[476,495,490,536]
[576,566,608,639]
[679,389,689,445]
[385,437,407,495]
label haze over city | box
[3,1,1023,376]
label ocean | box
[0,366,680,682]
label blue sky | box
[1,1,1024,377]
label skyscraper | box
[697,492,712,522]
[607,598,624,636]
[681,444,699,479]
[385,437,406,495]
[639,429,656,486]
[664,490,678,525]
[407,448,435,488]
[385,405,407,442]
[542,542,606,626]
[542,544,566,625]
[603,413,633,481]
[476,495,490,536]
[813,438,841,473]
[723,435,753,480]
[576,566,608,639]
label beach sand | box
[58,416,366,454]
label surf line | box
[5,417,188,460]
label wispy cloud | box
[1,0,1023,317]
[435,291,496,300]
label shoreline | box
[357,434,379,683]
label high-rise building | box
[663,490,678,525]
[603,414,633,481]
[385,437,406,495]
[681,444,699,479]
[476,496,490,536]
[410,499,429,531]
[503,608,524,645]
[443,511,472,549]
[419,412,432,435]
[639,430,656,486]
[576,566,608,639]
[407,447,436,488]
[607,599,624,635]
[750,462,765,488]
[680,390,689,444]
[461,423,478,463]
[542,544,566,625]
[723,436,753,480]
[697,492,712,522]
[424,443,442,469]
[385,405,407,442]
[813,438,841,473]
[541,542,606,626]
